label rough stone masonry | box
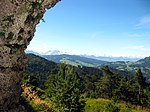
[0,0,59,111]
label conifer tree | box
[134,69,147,106]
[96,66,117,99]
[117,76,134,102]
[45,64,85,112]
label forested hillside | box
[22,54,150,112]
[24,54,104,88]
[24,54,58,88]
[40,54,150,79]
[42,54,107,68]
[105,57,150,79]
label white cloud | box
[128,45,150,52]
[123,45,150,57]
[136,15,150,29]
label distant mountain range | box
[25,50,40,55]
[81,55,141,62]
[26,50,107,67]
[25,50,68,55]
[25,50,141,62]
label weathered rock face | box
[0,0,59,111]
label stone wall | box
[0,0,59,111]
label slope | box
[42,54,107,68]
[104,56,150,78]
[24,54,58,88]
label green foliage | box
[85,98,147,112]
[7,32,14,40]
[43,54,107,68]
[33,103,56,112]
[134,69,146,88]
[84,98,111,112]
[24,54,58,89]
[84,99,120,112]
[133,69,149,107]
[31,1,42,10]
[96,66,120,99]
[45,64,85,112]
[22,73,39,87]
[0,32,5,37]
[117,76,135,102]
[82,66,102,98]
[23,54,150,111]
[105,57,150,78]
[104,102,120,112]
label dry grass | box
[21,85,57,112]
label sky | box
[27,0,150,58]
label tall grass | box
[85,98,148,112]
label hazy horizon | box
[27,0,150,58]
[25,49,143,59]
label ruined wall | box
[0,0,59,111]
